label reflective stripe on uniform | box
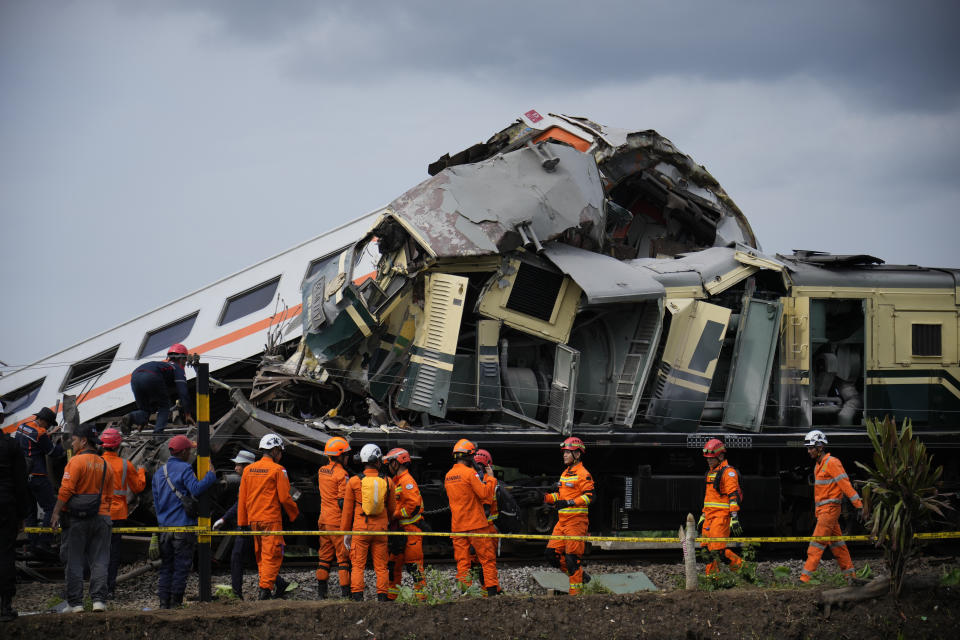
[399,514,422,526]
[815,473,848,485]
[829,541,847,548]
[558,507,589,515]
[815,498,842,507]
[801,568,813,576]
[809,541,826,550]
[704,502,730,509]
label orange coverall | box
[444,463,498,591]
[102,450,146,521]
[800,453,862,582]
[316,460,351,591]
[544,461,594,595]
[237,456,299,590]
[701,459,743,575]
[340,468,397,597]
[387,468,426,600]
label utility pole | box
[192,355,212,602]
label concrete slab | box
[531,569,658,594]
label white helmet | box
[359,443,382,463]
[804,430,828,446]
[259,433,285,451]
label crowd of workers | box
[0,346,866,619]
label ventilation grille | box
[547,385,567,430]
[424,278,458,352]
[912,324,942,356]
[310,276,326,331]
[410,363,440,408]
[505,263,563,321]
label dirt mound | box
[5,584,957,640]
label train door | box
[646,298,731,431]
[723,297,783,431]
[809,298,866,426]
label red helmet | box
[324,436,351,457]
[100,427,122,448]
[703,438,726,458]
[560,437,585,452]
[453,439,477,456]
[167,343,189,357]
[384,447,411,465]
[474,449,493,466]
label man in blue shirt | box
[152,434,216,609]
[124,344,196,434]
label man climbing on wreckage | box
[122,343,195,434]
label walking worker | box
[384,447,426,601]
[100,427,147,599]
[152,434,216,609]
[543,436,594,595]
[468,448,501,592]
[800,429,863,583]
[315,436,352,599]
[123,343,195,434]
[212,449,257,600]
[340,443,396,601]
[0,425,29,622]
[238,434,299,600]
[698,438,744,576]
[50,423,115,613]
[444,439,499,596]
[15,406,64,556]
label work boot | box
[350,591,363,601]
[119,414,132,435]
[0,595,18,622]
[171,593,184,607]
[316,580,328,599]
[273,575,289,599]
[159,599,171,610]
[258,588,272,601]
[486,586,500,597]
[583,571,592,584]
[377,593,389,602]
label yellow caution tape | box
[23,527,960,544]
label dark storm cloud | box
[146,0,960,112]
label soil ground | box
[5,585,958,640]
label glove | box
[555,499,574,509]
[149,533,160,561]
[856,507,865,524]
[343,534,352,551]
[697,514,705,533]
[213,518,225,530]
[543,492,554,505]
[730,513,743,537]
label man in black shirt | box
[0,433,29,621]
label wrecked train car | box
[3,111,958,537]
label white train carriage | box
[1,211,379,432]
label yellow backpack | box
[360,475,388,516]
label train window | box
[138,312,199,358]
[218,276,281,326]
[304,248,349,284]
[60,345,120,391]
[0,377,46,416]
[911,323,942,357]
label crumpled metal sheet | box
[386,142,605,258]
[542,242,664,305]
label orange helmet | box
[324,436,351,457]
[167,343,189,357]
[560,437,585,452]
[453,439,477,456]
[474,449,493,466]
[702,438,726,458]
[100,427,122,448]
[384,447,411,465]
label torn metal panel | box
[541,242,664,305]
[386,142,605,258]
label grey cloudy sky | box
[2,0,958,371]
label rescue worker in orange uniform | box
[315,436,352,599]
[698,438,744,576]
[237,433,299,600]
[340,443,397,601]
[468,449,501,592]
[99,427,147,599]
[445,439,499,595]
[50,424,115,612]
[800,430,863,583]
[384,447,426,601]
[543,436,594,595]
